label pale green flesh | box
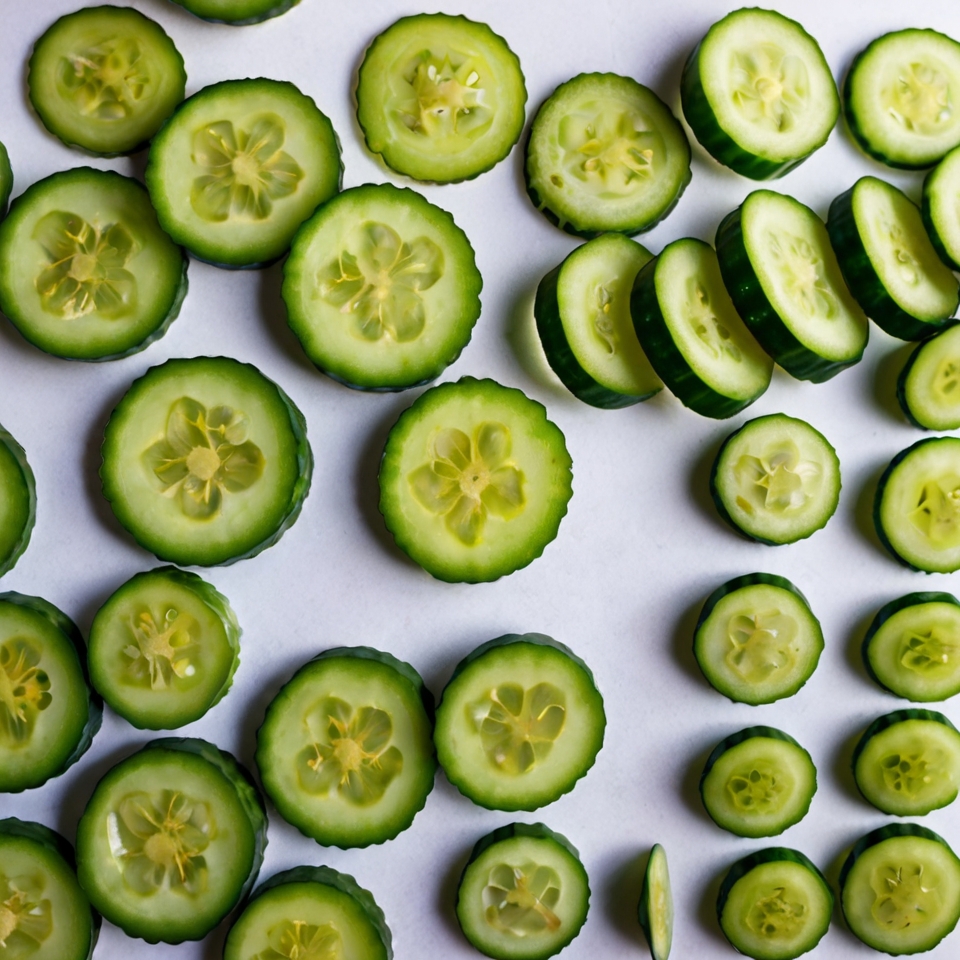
[903,325,960,429]
[642,845,672,960]
[927,148,960,265]
[0,439,31,572]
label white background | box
[2,0,960,957]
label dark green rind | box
[637,844,671,960]
[0,142,11,218]
[168,0,300,25]
[922,173,960,271]
[896,324,960,429]
[0,423,36,578]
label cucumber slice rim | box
[637,843,672,960]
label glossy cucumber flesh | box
[637,844,672,960]
[0,425,35,578]
[898,324,960,430]
[924,146,960,269]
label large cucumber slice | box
[0,141,11,219]
[169,0,300,25]
[637,844,672,960]
[898,324,960,430]
[923,146,960,270]
[0,424,36,578]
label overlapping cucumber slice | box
[169,0,300,25]
[0,424,35,578]
[924,146,960,270]
[898,324,960,430]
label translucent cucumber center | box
[870,863,942,931]
[259,919,342,960]
[408,422,526,546]
[57,38,150,121]
[899,629,957,675]
[884,60,953,135]
[0,638,52,747]
[191,114,304,222]
[592,280,629,354]
[733,441,821,516]
[745,885,807,939]
[877,216,923,286]
[880,744,946,797]
[908,477,960,547]
[122,607,198,691]
[316,221,444,342]
[0,871,52,953]
[934,358,960,402]
[726,611,798,683]
[726,761,787,813]
[483,862,562,937]
[766,230,838,318]
[730,44,809,133]
[144,398,265,521]
[687,279,742,362]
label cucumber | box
[525,73,691,238]
[0,424,36,579]
[256,647,435,848]
[681,9,838,180]
[356,13,526,183]
[694,573,824,705]
[923,146,960,270]
[716,190,869,381]
[0,167,188,361]
[378,377,573,583]
[282,183,482,390]
[456,822,589,960]
[87,566,240,730]
[0,141,11,219]
[710,414,841,545]
[840,823,960,954]
[637,844,672,960]
[700,727,817,838]
[534,233,662,408]
[146,78,341,268]
[28,6,185,156]
[897,323,960,430]
[631,238,773,419]
[168,0,300,25]
[434,634,605,812]
[0,593,101,793]
[100,356,312,567]
[75,737,267,944]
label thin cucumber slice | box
[28,6,185,157]
[434,634,605,812]
[694,573,824,705]
[525,73,690,238]
[845,30,960,170]
[717,848,833,960]
[716,190,868,381]
[923,147,960,270]
[637,844,672,960]
[0,593,101,793]
[283,183,481,390]
[357,13,526,183]
[828,177,959,341]
[146,78,342,268]
[840,823,960,954]
[379,377,573,583]
[631,238,772,419]
[456,822,589,960]
[898,324,960,430]
[0,423,36,578]
[710,414,841,545]
[534,233,662,408]
[0,141,11,218]
[169,0,300,25]
[681,9,838,180]
[100,356,312,567]
[256,647,435,848]
[0,168,187,361]
[75,737,267,944]
[88,566,240,730]
[853,709,960,816]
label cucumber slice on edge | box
[897,323,960,430]
[923,146,960,270]
[637,844,672,960]
[0,141,11,218]
[168,0,300,25]
[0,423,36,578]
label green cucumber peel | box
[839,821,955,890]
[852,708,959,770]
[700,726,805,780]
[0,423,36,577]
[696,572,812,627]
[0,142,11,218]
[467,820,581,864]
[168,0,301,25]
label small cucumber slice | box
[357,13,526,183]
[694,573,824,705]
[534,233,662,408]
[898,324,960,430]
[710,414,841,545]
[88,566,240,730]
[379,377,573,583]
[283,183,481,390]
[637,844,672,960]
[75,737,267,944]
[0,423,35,578]
[256,647,435,848]
[840,823,960,954]
[681,9,838,180]
[525,73,690,237]
[0,141,11,218]
[923,147,960,270]
[146,78,342,268]
[434,634,605,812]
[456,822,589,960]
[0,168,188,361]
[631,238,772,419]
[28,6,185,156]
[100,356,312,567]
[717,848,833,960]
[169,0,300,25]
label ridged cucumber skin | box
[0,141,11,218]
[0,423,35,578]
[637,844,672,960]
[169,0,300,25]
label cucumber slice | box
[0,424,36,579]
[716,190,868,381]
[357,13,526,183]
[637,844,672,960]
[534,233,662,408]
[224,866,391,960]
[378,377,573,583]
[456,822,589,960]
[923,147,960,270]
[845,29,960,170]
[28,6,185,157]
[146,78,342,268]
[283,183,482,390]
[0,168,188,361]
[0,593,101,793]
[434,634,605,812]
[717,848,833,960]
[100,356,312,567]
[169,0,300,25]
[631,238,773,419]
[710,414,841,545]
[75,737,267,944]
[853,709,960,816]
[828,177,959,341]
[0,818,99,960]
[525,73,691,238]
[840,823,960,954]
[88,566,240,730]
[898,324,960,430]
[681,9,838,180]
[0,141,12,219]
[694,573,824,705]
[256,647,435,848]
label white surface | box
[1,1,959,958]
